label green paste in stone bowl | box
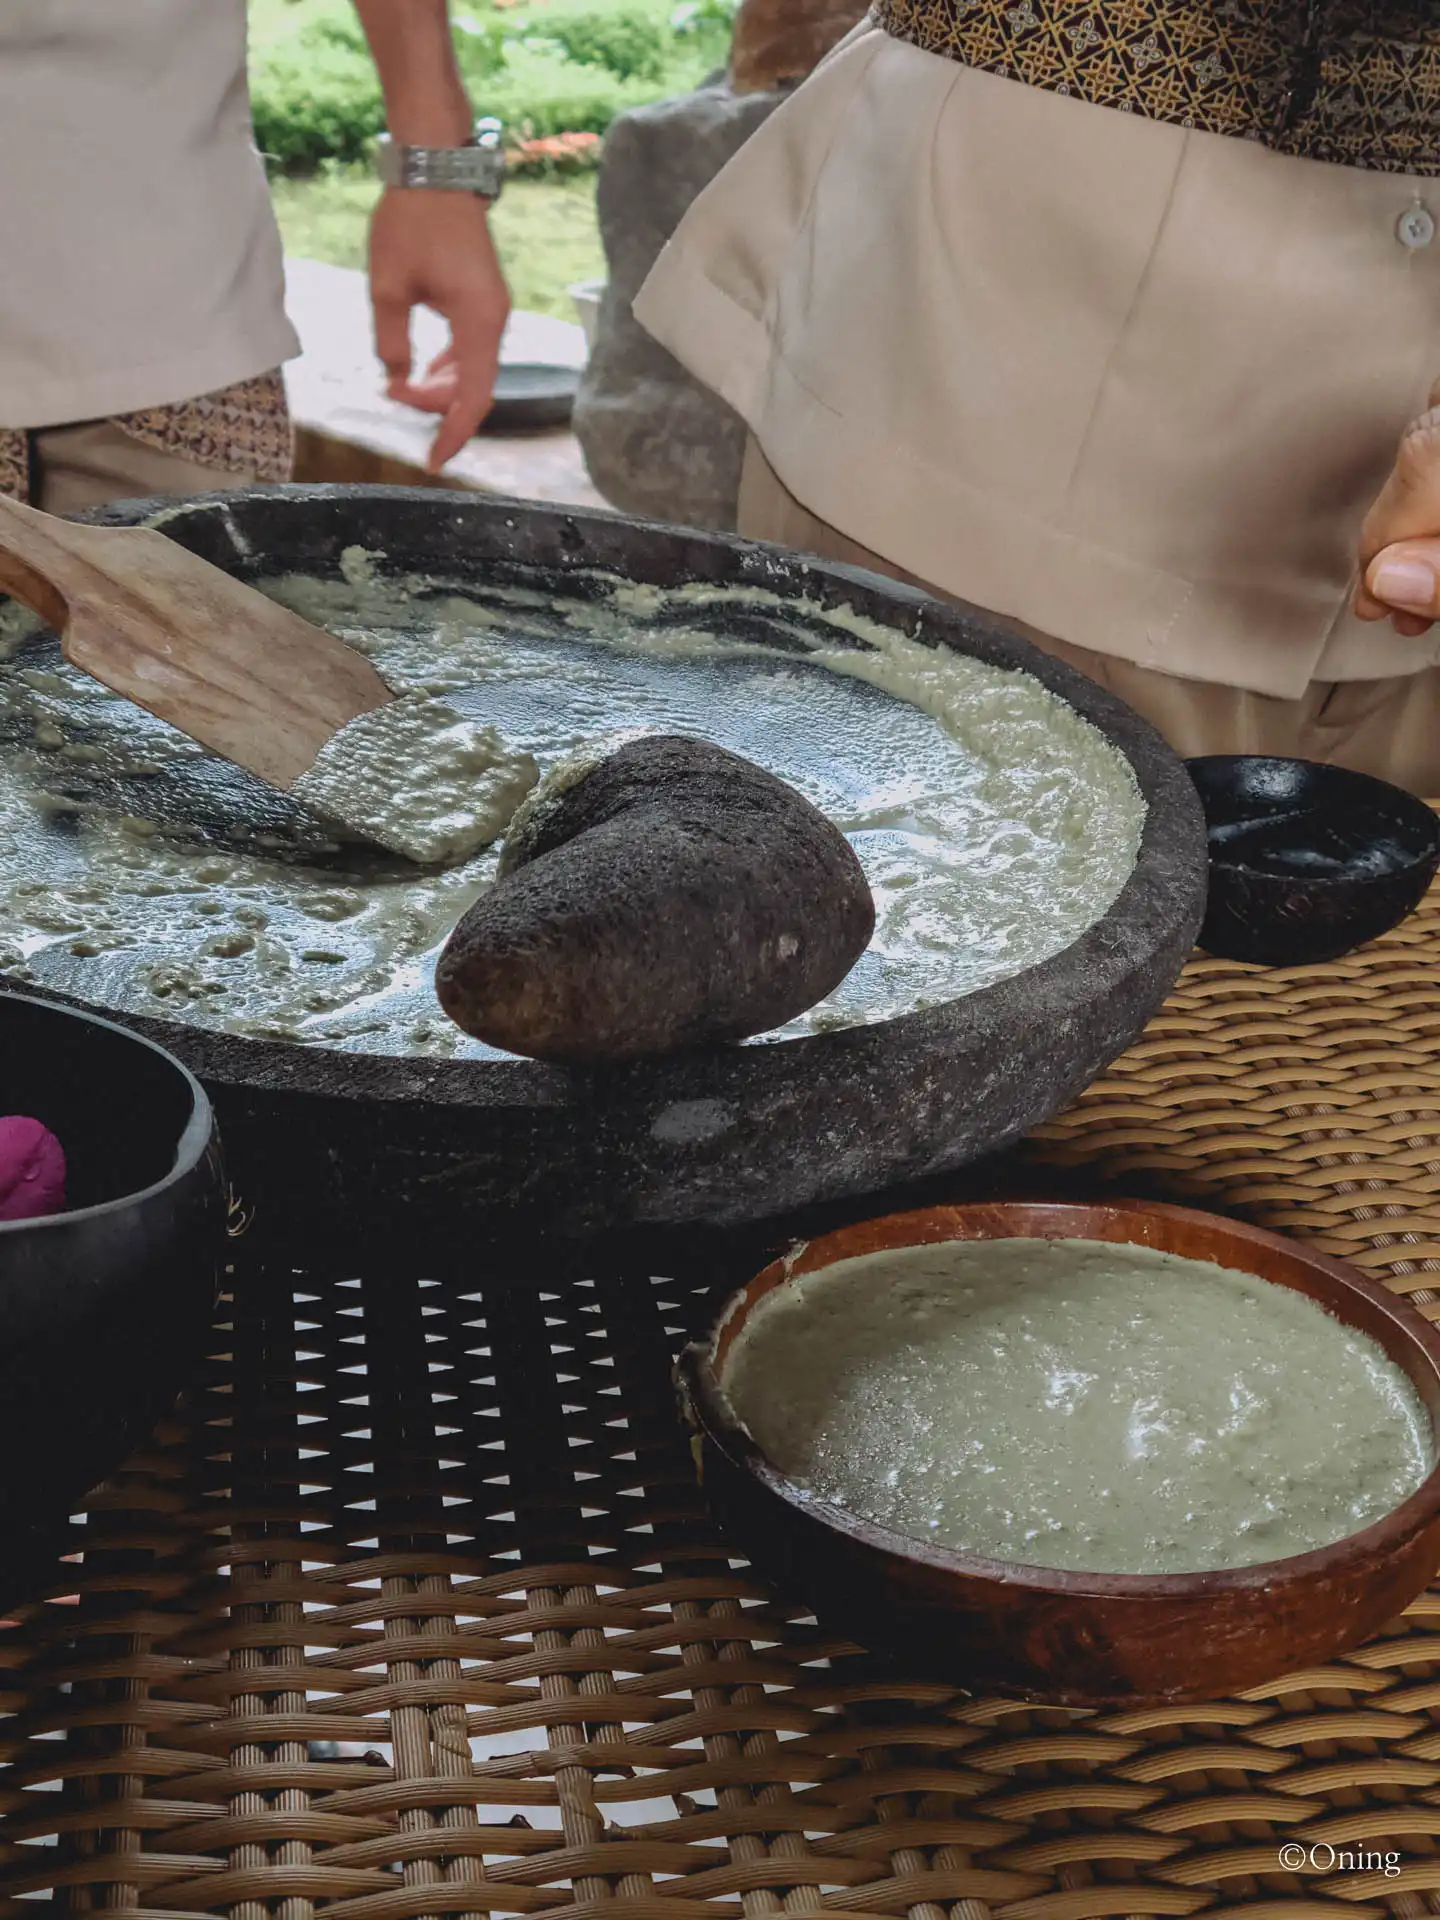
[0,566,1145,1061]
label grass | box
[269,165,606,320]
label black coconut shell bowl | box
[0,993,226,1585]
[0,487,1209,1242]
[677,1200,1440,1707]
[1189,756,1440,966]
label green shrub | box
[482,43,659,138]
[670,0,740,38]
[305,9,366,51]
[250,0,729,174]
[526,9,669,83]
[669,0,739,69]
[250,33,384,170]
[450,10,512,81]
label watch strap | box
[376,118,506,198]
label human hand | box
[369,187,511,472]
[1356,379,1440,636]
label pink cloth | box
[0,1117,67,1222]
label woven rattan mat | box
[7,895,1440,1920]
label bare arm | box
[352,0,472,144]
[352,0,511,470]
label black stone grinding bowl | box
[1,487,1209,1242]
[1188,757,1440,967]
[0,992,226,1591]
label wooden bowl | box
[1188,756,1440,965]
[676,1201,1440,1706]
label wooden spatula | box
[0,493,394,791]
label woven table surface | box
[7,894,1440,1920]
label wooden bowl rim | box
[678,1198,1440,1599]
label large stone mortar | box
[1,487,1208,1241]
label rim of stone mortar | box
[7,484,1207,1114]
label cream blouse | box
[635,27,1440,697]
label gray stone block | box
[574,79,785,531]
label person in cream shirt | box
[0,0,510,511]
[636,3,1440,792]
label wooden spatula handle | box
[0,493,86,631]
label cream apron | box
[635,27,1440,702]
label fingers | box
[371,284,413,391]
[384,327,501,460]
[1359,405,1440,571]
[1353,391,1440,634]
[387,351,460,417]
[427,308,503,470]
[381,323,498,452]
[369,195,414,387]
[1354,571,1434,635]
[1360,537,1440,633]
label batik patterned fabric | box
[0,370,293,503]
[873,0,1440,174]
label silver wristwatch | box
[375,117,506,200]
